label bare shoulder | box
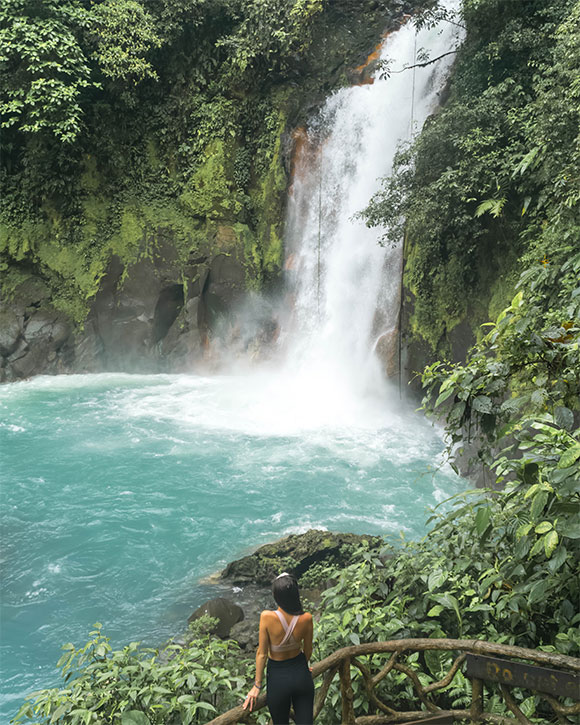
[301,612,313,622]
[260,609,276,621]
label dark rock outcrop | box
[0,279,73,381]
[220,529,381,585]
[0,234,256,381]
[188,597,244,638]
[171,530,384,654]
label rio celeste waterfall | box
[0,11,463,723]
[272,11,462,425]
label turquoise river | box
[0,371,461,722]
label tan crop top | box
[270,610,300,653]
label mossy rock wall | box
[0,111,290,379]
[0,0,423,381]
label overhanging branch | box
[383,50,459,75]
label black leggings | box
[266,653,314,725]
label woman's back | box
[244,574,314,724]
[263,609,312,660]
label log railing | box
[206,638,580,725]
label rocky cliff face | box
[1,226,284,381]
[0,279,73,380]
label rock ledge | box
[220,529,381,585]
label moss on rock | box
[220,529,381,586]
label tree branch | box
[383,50,459,75]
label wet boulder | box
[188,597,244,638]
[229,619,259,651]
[0,309,22,357]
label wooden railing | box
[206,638,580,725]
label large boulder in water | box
[188,597,244,638]
[220,529,381,585]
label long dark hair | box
[272,572,303,615]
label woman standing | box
[243,573,314,724]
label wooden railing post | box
[313,665,339,720]
[339,656,356,724]
[470,677,483,722]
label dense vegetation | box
[0,0,309,321]
[364,0,580,354]
[0,0,402,322]
[363,0,580,487]
[9,0,580,722]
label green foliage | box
[217,0,324,78]
[1,0,408,327]
[1,0,353,322]
[310,425,579,721]
[12,619,248,725]
[359,9,580,724]
[0,0,95,142]
[331,10,579,720]
[87,0,162,83]
[362,0,579,353]
[421,249,580,464]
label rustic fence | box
[206,638,580,725]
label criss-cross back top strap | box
[270,610,301,652]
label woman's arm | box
[302,613,313,663]
[243,611,269,712]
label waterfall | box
[278,9,463,408]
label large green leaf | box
[194,702,217,713]
[548,545,568,572]
[427,569,448,592]
[559,521,580,539]
[549,466,577,484]
[435,386,455,408]
[554,406,574,431]
[544,530,559,558]
[120,711,150,725]
[528,579,549,605]
[475,506,492,536]
[558,444,580,469]
[432,593,461,625]
[472,395,493,414]
[530,490,549,519]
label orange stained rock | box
[289,127,313,190]
[284,253,297,271]
[354,42,383,85]
[352,15,413,86]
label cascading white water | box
[281,9,463,402]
